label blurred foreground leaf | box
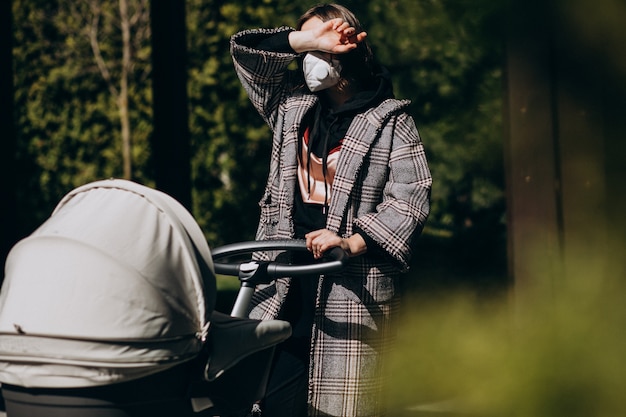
[389,268,626,417]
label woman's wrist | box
[288,30,316,53]
[342,234,367,257]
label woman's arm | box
[230,19,366,128]
[353,113,432,271]
[230,27,299,129]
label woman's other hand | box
[305,228,367,259]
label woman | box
[230,4,432,416]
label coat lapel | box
[326,99,411,232]
[278,94,319,212]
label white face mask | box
[302,52,342,92]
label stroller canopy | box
[0,179,216,387]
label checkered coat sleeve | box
[231,28,432,417]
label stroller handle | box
[211,239,349,279]
[211,239,349,317]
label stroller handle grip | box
[211,239,349,279]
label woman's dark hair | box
[297,3,377,91]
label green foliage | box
[12,0,507,255]
[186,0,321,246]
[361,0,506,235]
[388,245,626,417]
[12,0,151,235]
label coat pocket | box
[328,259,399,305]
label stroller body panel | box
[0,179,215,388]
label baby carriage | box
[0,179,346,417]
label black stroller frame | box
[196,240,347,416]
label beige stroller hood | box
[0,179,216,388]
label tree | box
[67,0,151,180]
[186,0,302,245]
[12,0,153,234]
[360,0,506,234]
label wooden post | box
[0,1,17,283]
[505,0,626,302]
[150,0,192,209]
[504,0,562,303]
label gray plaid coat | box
[231,28,432,417]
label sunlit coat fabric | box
[0,179,216,388]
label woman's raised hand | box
[316,18,367,53]
[289,17,367,54]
